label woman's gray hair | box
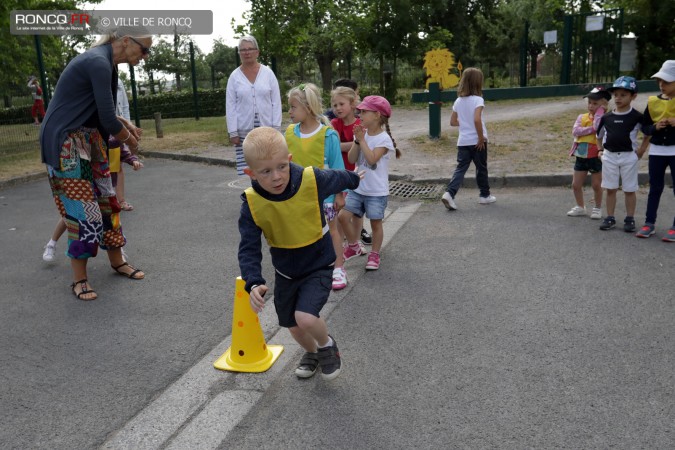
[91,26,152,48]
[238,35,258,50]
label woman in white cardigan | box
[226,35,282,175]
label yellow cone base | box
[214,344,284,373]
[214,277,284,373]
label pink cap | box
[356,95,392,118]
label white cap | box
[651,60,675,83]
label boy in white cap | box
[597,76,645,232]
[635,60,675,241]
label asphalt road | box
[221,185,675,449]
[0,159,269,449]
[1,159,674,449]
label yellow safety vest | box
[576,113,597,144]
[245,167,327,249]
[648,95,675,123]
[285,124,327,168]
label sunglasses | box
[129,37,150,56]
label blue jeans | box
[644,154,675,227]
[446,144,490,198]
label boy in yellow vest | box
[635,60,675,241]
[239,127,362,380]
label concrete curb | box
[398,172,651,188]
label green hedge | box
[133,89,226,119]
[0,89,226,125]
[0,106,33,124]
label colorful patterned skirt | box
[47,127,125,259]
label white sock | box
[319,336,333,349]
[47,239,57,247]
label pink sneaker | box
[365,252,380,270]
[343,243,363,261]
[332,267,347,290]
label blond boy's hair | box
[243,127,288,166]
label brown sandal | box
[71,279,97,301]
[111,262,145,280]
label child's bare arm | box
[474,106,485,150]
[348,124,366,164]
[359,143,388,165]
[572,114,594,137]
[637,135,650,159]
[450,111,459,127]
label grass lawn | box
[0,117,228,182]
[408,112,572,174]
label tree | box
[240,0,365,92]
[0,0,99,103]
[205,39,238,88]
[604,0,675,78]
[141,34,203,92]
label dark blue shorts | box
[574,156,602,174]
[273,267,333,327]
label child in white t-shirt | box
[338,96,401,271]
[441,67,494,211]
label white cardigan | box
[226,64,282,135]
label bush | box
[135,89,226,119]
[0,106,32,125]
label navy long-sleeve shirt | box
[641,95,675,147]
[238,163,360,293]
[40,44,122,168]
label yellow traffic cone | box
[214,277,283,373]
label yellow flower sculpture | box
[423,48,462,90]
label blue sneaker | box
[623,217,636,233]
[599,216,616,230]
[635,224,655,238]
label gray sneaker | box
[599,216,616,230]
[623,217,636,233]
[635,224,655,238]
[317,336,342,381]
[295,352,319,379]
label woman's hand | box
[230,136,241,146]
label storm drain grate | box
[389,181,443,199]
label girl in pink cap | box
[338,95,400,270]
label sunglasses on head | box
[129,36,150,56]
